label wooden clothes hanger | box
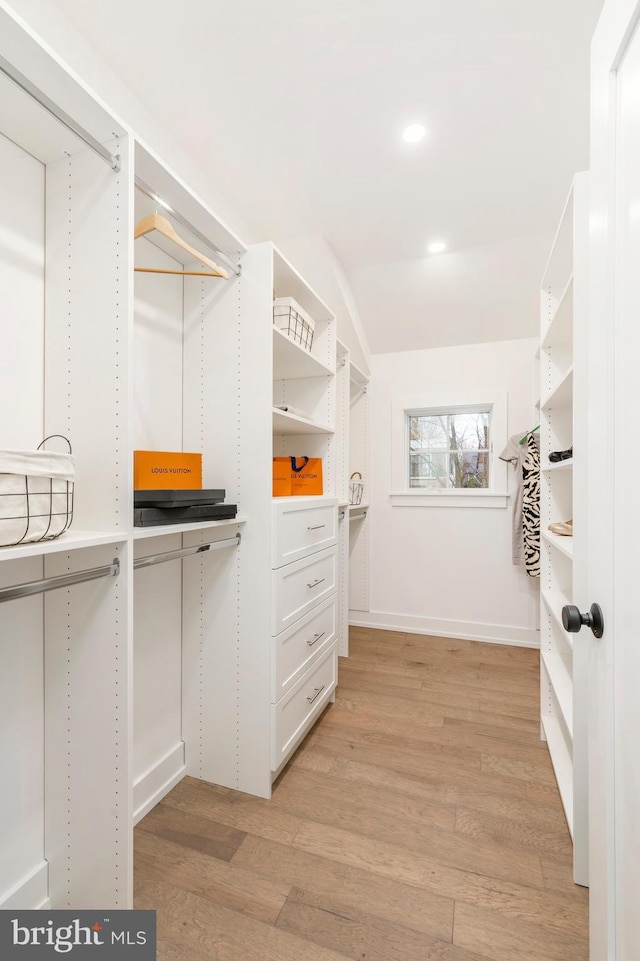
[134,213,229,280]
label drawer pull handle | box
[307,631,325,647]
[307,524,326,531]
[307,684,325,704]
[307,577,325,589]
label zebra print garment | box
[522,433,540,577]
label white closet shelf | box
[0,530,127,562]
[541,589,573,647]
[273,247,334,329]
[541,650,573,737]
[542,459,573,472]
[272,408,335,435]
[541,366,574,411]
[541,712,574,838]
[135,142,246,263]
[542,529,574,559]
[349,503,369,512]
[132,515,247,539]
[541,274,574,350]
[272,327,334,379]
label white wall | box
[357,337,540,647]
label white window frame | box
[390,391,509,508]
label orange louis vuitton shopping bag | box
[290,456,323,495]
[272,457,292,496]
[272,456,323,496]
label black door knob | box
[561,603,604,639]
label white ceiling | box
[45,0,602,353]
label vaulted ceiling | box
[42,0,603,352]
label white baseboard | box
[348,610,539,649]
[133,741,186,826]
[0,860,49,909]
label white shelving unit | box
[0,6,132,911]
[0,8,326,911]
[0,4,357,912]
[348,361,371,619]
[539,172,588,885]
[208,240,341,797]
[268,245,339,782]
[131,139,249,828]
[336,341,351,655]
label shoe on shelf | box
[548,519,573,536]
[549,446,573,463]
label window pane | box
[452,450,489,488]
[408,415,448,450]
[409,451,448,488]
[449,412,490,451]
[407,407,491,490]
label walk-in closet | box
[2,0,636,959]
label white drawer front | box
[272,595,337,702]
[272,547,337,635]
[272,499,337,568]
[272,644,337,771]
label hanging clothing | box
[499,432,540,575]
[522,432,541,577]
[499,434,527,565]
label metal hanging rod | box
[134,533,240,571]
[349,510,367,521]
[0,557,120,605]
[0,53,120,172]
[134,177,241,277]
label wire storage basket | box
[0,435,75,547]
[349,471,364,506]
[273,297,315,353]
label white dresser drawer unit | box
[272,498,338,568]
[272,546,337,635]
[271,643,337,771]
[272,594,337,702]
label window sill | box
[390,491,509,509]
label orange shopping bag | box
[290,456,323,495]
[272,457,292,496]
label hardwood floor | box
[134,627,589,960]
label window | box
[390,391,508,508]
[408,407,491,490]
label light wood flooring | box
[134,627,589,960]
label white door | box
[589,1,640,957]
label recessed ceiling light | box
[402,123,426,143]
[428,241,447,254]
